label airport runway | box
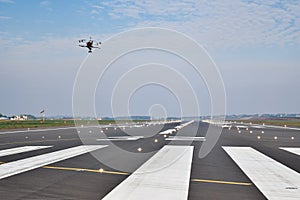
[0,121,299,199]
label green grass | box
[0,120,73,129]
[234,119,300,127]
[0,119,148,130]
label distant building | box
[10,115,28,121]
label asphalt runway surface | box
[0,121,299,199]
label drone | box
[78,37,101,53]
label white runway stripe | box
[103,145,194,200]
[0,145,107,180]
[223,146,300,200]
[159,129,176,135]
[280,147,300,156]
[0,146,52,157]
[96,136,143,141]
[165,136,205,141]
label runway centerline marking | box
[0,160,256,184]
[42,165,129,175]
[279,147,300,156]
[102,145,194,200]
[0,146,52,157]
[191,179,252,186]
[223,146,300,200]
[0,145,107,180]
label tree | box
[0,113,7,118]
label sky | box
[0,0,300,117]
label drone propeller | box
[78,37,102,52]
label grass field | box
[0,119,146,130]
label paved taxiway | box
[0,121,299,199]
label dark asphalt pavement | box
[0,121,299,199]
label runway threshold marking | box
[223,146,300,200]
[191,179,252,186]
[0,145,107,179]
[279,147,300,156]
[0,146,52,157]
[102,145,194,200]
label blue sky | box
[1,0,300,117]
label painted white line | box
[260,125,300,131]
[251,125,265,129]
[223,146,300,200]
[175,125,183,130]
[0,146,52,157]
[280,147,300,156]
[222,125,231,128]
[96,136,144,141]
[237,122,300,131]
[166,136,206,141]
[175,120,194,130]
[0,145,107,179]
[235,125,248,129]
[103,145,194,200]
[159,129,176,135]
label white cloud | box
[0,0,14,3]
[91,9,99,15]
[0,16,11,20]
[1,0,299,116]
[89,0,300,49]
[40,0,50,6]
[40,0,52,11]
[91,5,104,9]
